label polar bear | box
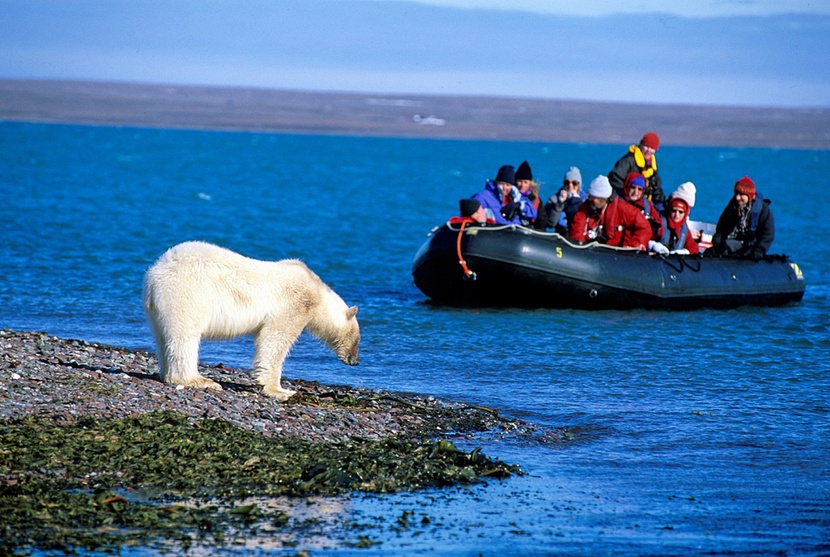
[143,241,360,401]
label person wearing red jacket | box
[621,171,663,241]
[569,175,652,250]
[653,182,700,255]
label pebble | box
[0,329,556,446]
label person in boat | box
[450,198,488,225]
[608,132,666,211]
[569,175,652,250]
[515,160,547,230]
[710,175,775,260]
[650,181,700,255]
[621,171,664,241]
[471,165,537,226]
[543,166,586,234]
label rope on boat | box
[443,221,642,253]
[658,253,704,273]
[456,220,477,280]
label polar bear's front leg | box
[255,361,297,400]
[252,323,301,400]
[164,335,222,391]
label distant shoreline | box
[2,79,829,150]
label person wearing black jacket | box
[608,132,666,211]
[710,175,775,260]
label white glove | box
[670,248,690,255]
[648,240,669,255]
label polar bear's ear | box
[346,306,358,320]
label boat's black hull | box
[412,223,805,310]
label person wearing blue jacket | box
[471,165,537,225]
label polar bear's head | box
[333,305,360,366]
[309,287,360,367]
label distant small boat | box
[412,222,805,310]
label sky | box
[1,0,829,108]
[405,0,830,17]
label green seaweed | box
[0,410,520,554]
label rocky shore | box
[0,329,545,443]
[0,329,557,554]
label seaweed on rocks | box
[0,411,518,553]
[0,330,560,554]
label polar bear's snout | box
[333,338,359,366]
[341,348,359,366]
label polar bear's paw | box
[184,376,223,391]
[261,385,297,401]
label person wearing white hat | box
[650,181,700,255]
[568,175,652,250]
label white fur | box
[143,241,360,400]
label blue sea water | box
[1,121,829,555]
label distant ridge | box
[2,79,828,149]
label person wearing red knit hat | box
[710,175,775,260]
[608,132,666,211]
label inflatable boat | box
[411,221,805,310]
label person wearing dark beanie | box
[608,132,665,211]
[494,165,515,186]
[449,198,489,225]
[459,198,481,217]
[458,198,486,223]
[515,160,533,183]
[514,160,547,229]
[710,175,775,260]
[468,164,538,225]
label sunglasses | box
[564,180,580,186]
[670,208,686,215]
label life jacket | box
[730,193,766,241]
[629,145,658,201]
[660,217,689,251]
[625,196,651,217]
[746,193,765,233]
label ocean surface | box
[2,121,828,556]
